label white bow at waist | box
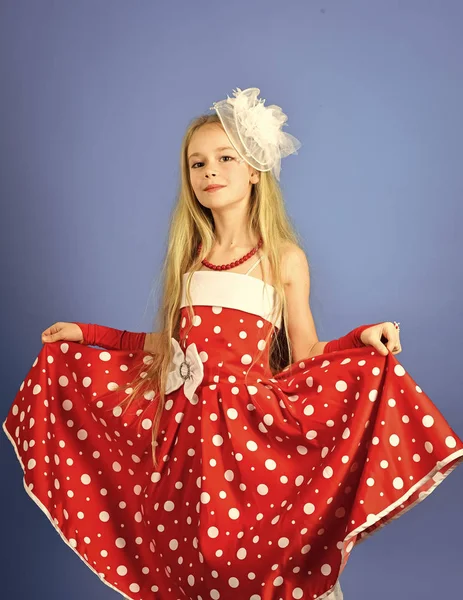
[165,338,204,401]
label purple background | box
[1,1,462,598]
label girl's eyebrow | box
[188,146,236,159]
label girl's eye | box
[191,156,234,169]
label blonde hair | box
[112,113,306,469]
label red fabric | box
[3,308,463,600]
[74,322,146,351]
[323,322,382,353]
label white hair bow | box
[165,338,204,401]
[210,87,301,181]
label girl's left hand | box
[360,322,402,356]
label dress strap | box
[245,254,265,276]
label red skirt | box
[3,340,463,600]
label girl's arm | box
[280,245,321,362]
[74,322,159,353]
[280,245,377,360]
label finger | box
[376,342,389,356]
[42,327,61,342]
[386,339,397,353]
[384,323,400,353]
[43,324,59,336]
[389,333,401,353]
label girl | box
[3,87,463,600]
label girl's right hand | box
[41,322,84,345]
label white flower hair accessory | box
[210,87,301,181]
[165,338,204,402]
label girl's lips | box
[205,186,225,192]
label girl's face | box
[187,124,259,209]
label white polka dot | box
[394,364,406,376]
[82,377,92,388]
[321,564,331,576]
[169,539,179,551]
[263,414,274,425]
[393,477,404,489]
[389,434,400,447]
[323,466,333,479]
[369,389,378,402]
[335,380,347,392]
[304,503,315,515]
[227,408,238,420]
[201,492,211,503]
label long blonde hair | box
[113,113,306,469]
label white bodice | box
[180,270,282,329]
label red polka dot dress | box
[3,260,463,600]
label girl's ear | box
[250,170,260,184]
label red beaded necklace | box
[197,238,263,271]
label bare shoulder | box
[279,242,310,287]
